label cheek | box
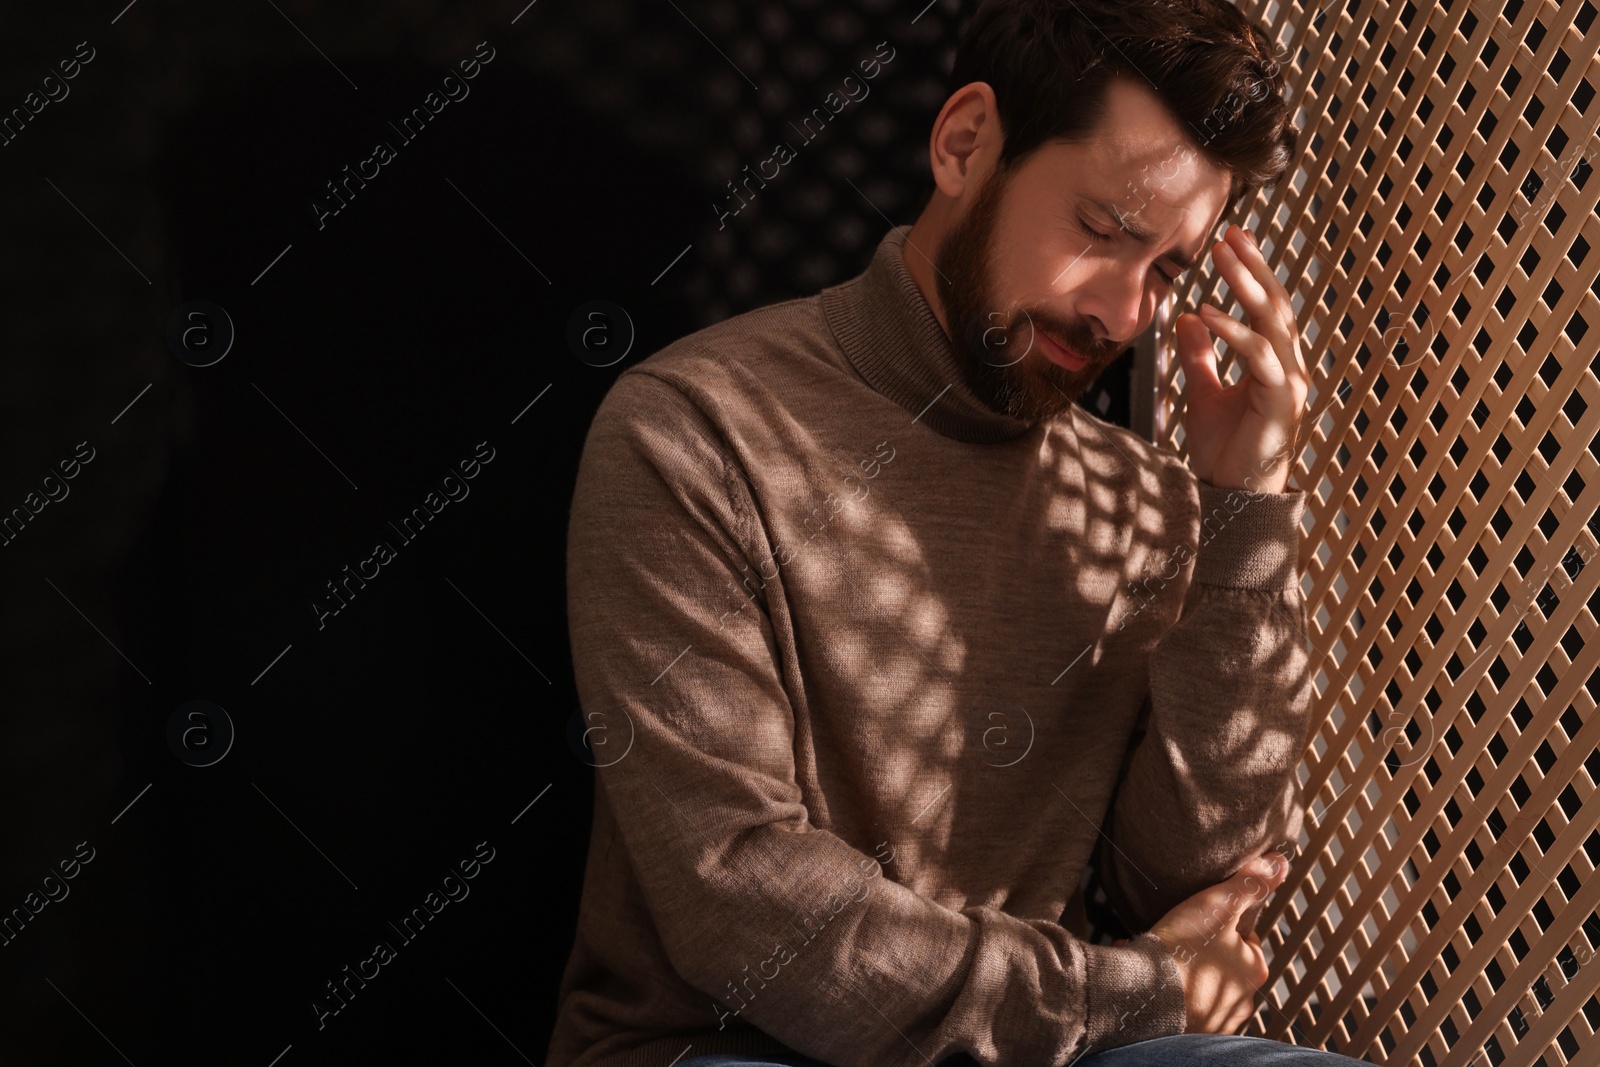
[1042,237,1099,294]
[1081,257,1155,307]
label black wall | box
[0,3,1133,1063]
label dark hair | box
[947,0,1299,214]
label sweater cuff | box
[1080,932,1187,1053]
[1192,482,1307,591]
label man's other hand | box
[1113,852,1289,1034]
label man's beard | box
[932,163,1121,422]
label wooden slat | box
[1152,2,1600,1063]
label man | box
[547,2,1370,1065]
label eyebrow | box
[1080,195,1202,273]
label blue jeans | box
[680,1034,1375,1066]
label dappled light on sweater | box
[548,225,1316,1067]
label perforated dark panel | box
[1152,2,1600,1064]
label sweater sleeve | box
[1095,481,1315,936]
[567,368,1187,1067]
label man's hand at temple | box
[1173,223,1310,495]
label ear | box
[928,81,1004,200]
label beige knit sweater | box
[546,224,1315,1067]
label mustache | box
[1023,314,1117,364]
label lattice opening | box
[1152,2,1600,1064]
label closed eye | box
[1076,216,1113,244]
[1076,215,1180,285]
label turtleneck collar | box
[820,224,1038,444]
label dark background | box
[0,2,1135,1063]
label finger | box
[1245,850,1290,881]
[1238,899,1267,939]
[1174,311,1227,401]
[1222,227,1299,340]
[1243,935,1270,986]
[1217,228,1308,383]
[1196,304,1289,389]
[1213,240,1276,324]
[1213,245,1292,371]
[1247,940,1269,973]
[1221,226,1293,313]
[1225,861,1285,924]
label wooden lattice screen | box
[1145,1,1600,1064]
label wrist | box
[1200,444,1299,495]
[1142,930,1190,991]
[1136,929,1188,989]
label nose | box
[1076,261,1151,348]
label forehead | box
[1031,76,1232,227]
